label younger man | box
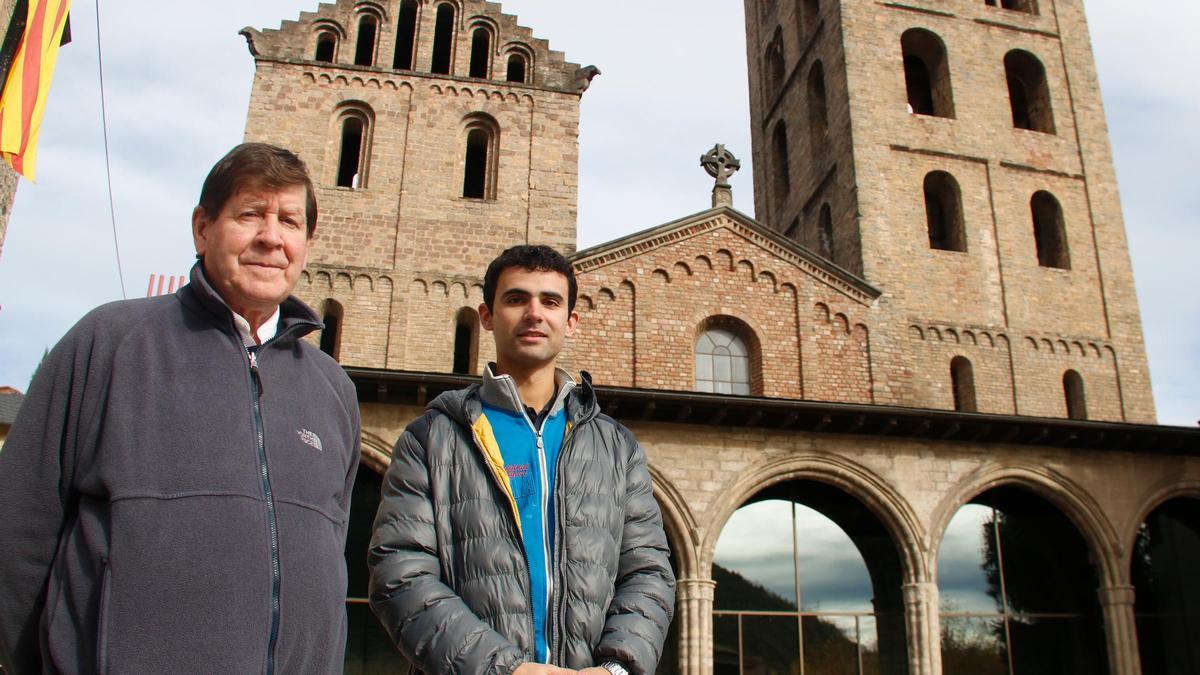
[369,245,675,674]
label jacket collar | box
[432,368,599,428]
[479,363,576,419]
[178,261,322,344]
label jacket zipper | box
[549,425,577,665]
[248,347,281,675]
[467,425,538,662]
[525,416,555,663]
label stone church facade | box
[240,1,1199,674]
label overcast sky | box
[0,0,1194,426]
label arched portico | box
[698,455,931,675]
[931,464,1127,675]
[1125,480,1200,675]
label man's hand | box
[513,664,578,675]
[578,669,612,675]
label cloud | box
[714,500,875,612]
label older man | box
[0,143,360,674]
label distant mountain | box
[712,563,866,674]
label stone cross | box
[701,144,740,208]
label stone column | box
[1099,584,1141,675]
[902,582,940,675]
[675,577,716,675]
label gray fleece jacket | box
[368,371,675,674]
[0,264,361,674]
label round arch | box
[1123,478,1200,579]
[699,454,928,584]
[360,430,394,476]
[649,463,700,579]
[929,463,1122,586]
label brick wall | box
[245,0,585,373]
[744,0,1155,422]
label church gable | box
[241,0,588,93]
[573,208,879,307]
[566,209,882,403]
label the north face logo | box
[296,429,323,452]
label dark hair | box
[483,245,577,312]
[197,143,318,236]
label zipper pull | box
[248,347,265,397]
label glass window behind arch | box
[696,328,750,395]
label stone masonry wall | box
[244,0,585,372]
[567,214,875,402]
[745,0,1155,422]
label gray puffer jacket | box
[368,375,675,674]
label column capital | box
[677,577,717,602]
[901,581,939,605]
[1098,584,1136,607]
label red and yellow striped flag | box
[0,0,71,180]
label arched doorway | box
[343,462,407,672]
[1131,496,1200,674]
[937,485,1108,674]
[711,480,908,674]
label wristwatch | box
[601,662,630,675]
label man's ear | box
[564,309,579,338]
[191,206,209,256]
[478,303,494,331]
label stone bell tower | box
[743,0,1154,421]
[240,0,596,373]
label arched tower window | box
[453,307,479,374]
[695,316,760,395]
[801,0,820,35]
[988,0,1038,14]
[818,203,834,260]
[354,14,378,66]
[315,31,337,62]
[808,61,829,154]
[506,53,527,83]
[469,27,491,79]
[1031,190,1069,269]
[335,104,373,189]
[950,356,976,412]
[431,4,455,75]
[319,299,344,360]
[901,29,954,118]
[924,171,966,252]
[1063,370,1086,420]
[1005,50,1055,134]
[462,114,499,199]
[393,0,418,70]
[938,486,1108,673]
[1003,0,1038,12]
[765,28,785,101]
[772,122,790,207]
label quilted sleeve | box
[368,414,527,674]
[594,425,677,674]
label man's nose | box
[256,215,285,246]
[524,300,546,322]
